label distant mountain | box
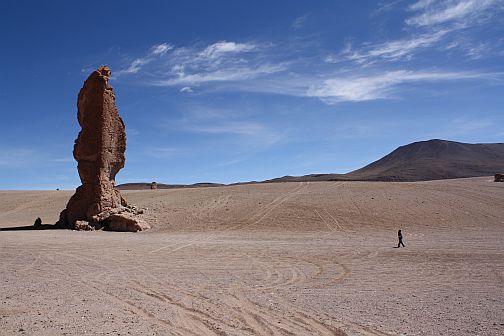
[118,139,504,189]
[117,182,224,190]
[267,139,504,182]
[348,139,504,181]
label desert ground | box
[1,177,503,335]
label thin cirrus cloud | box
[117,38,502,104]
[184,120,285,148]
[118,39,501,104]
[115,1,503,105]
[116,42,173,76]
[306,70,496,103]
[180,86,193,93]
[211,69,503,104]
[0,148,39,168]
[406,0,499,27]
[331,0,503,66]
[291,14,308,30]
[328,29,450,65]
[119,40,287,89]
[154,63,287,86]
[160,107,286,147]
[0,148,73,170]
[183,121,271,137]
[199,41,256,59]
[145,147,184,159]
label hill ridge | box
[118,139,504,189]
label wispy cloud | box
[199,41,256,59]
[327,0,503,70]
[49,157,74,163]
[146,147,184,159]
[406,0,499,27]
[161,108,285,147]
[331,30,450,65]
[152,63,287,86]
[291,15,308,30]
[184,120,272,137]
[449,117,494,133]
[0,148,74,169]
[307,70,496,103]
[151,43,172,55]
[409,0,437,11]
[0,148,39,168]
[116,43,173,76]
[420,116,498,140]
[372,0,407,15]
[218,69,502,103]
[115,23,503,105]
[465,42,492,60]
[118,40,285,87]
[180,86,193,93]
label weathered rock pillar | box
[58,66,149,232]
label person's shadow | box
[0,224,61,231]
[0,218,63,231]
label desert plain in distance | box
[1,177,503,335]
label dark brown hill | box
[266,139,504,182]
[346,139,504,181]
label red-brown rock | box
[58,66,149,232]
[107,212,150,232]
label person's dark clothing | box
[397,231,405,247]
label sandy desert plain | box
[1,177,503,335]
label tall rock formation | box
[58,66,149,232]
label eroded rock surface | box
[58,66,149,232]
[495,173,504,182]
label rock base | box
[107,212,151,232]
[58,206,150,232]
[495,173,504,182]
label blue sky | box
[1,0,503,189]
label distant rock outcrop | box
[495,174,504,182]
[151,182,158,190]
[57,66,149,232]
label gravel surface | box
[1,177,503,335]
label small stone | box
[74,221,95,231]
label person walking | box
[397,229,405,247]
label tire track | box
[148,183,309,255]
[38,252,177,334]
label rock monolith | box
[58,66,149,232]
